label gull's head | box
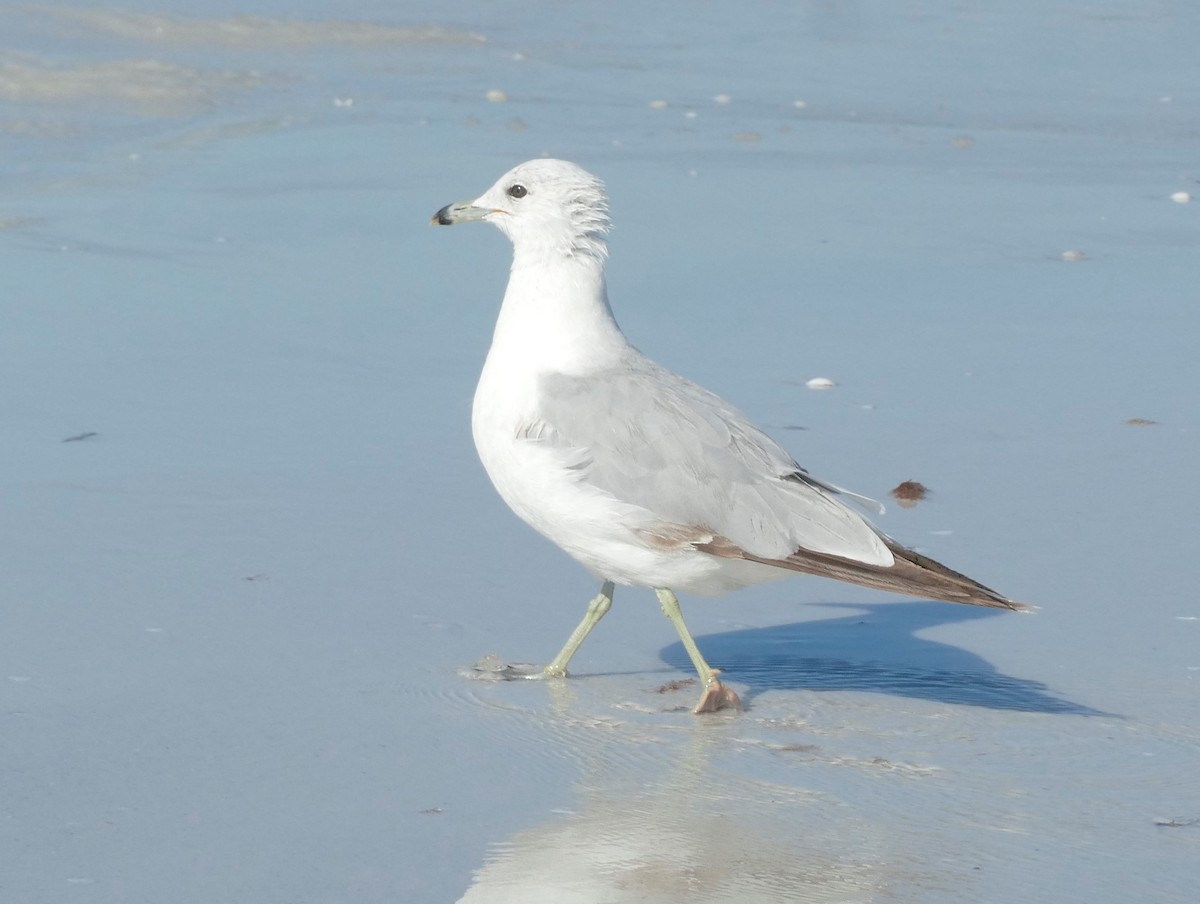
[431,158,610,260]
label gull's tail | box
[702,536,1033,611]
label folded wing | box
[532,359,894,567]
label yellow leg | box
[655,588,741,714]
[540,581,615,678]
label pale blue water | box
[3,3,1198,902]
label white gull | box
[432,158,1027,713]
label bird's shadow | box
[661,601,1109,716]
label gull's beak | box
[430,200,494,226]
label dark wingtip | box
[430,205,453,226]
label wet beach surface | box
[2,3,1198,901]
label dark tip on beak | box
[430,200,492,227]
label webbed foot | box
[692,671,742,714]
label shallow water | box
[3,2,1198,902]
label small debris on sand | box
[891,480,930,507]
[1153,816,1198,828]
[657,678,696,694]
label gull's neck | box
[488,248,629,375]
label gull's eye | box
[507,184,528,199]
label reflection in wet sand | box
[456,720,891,903]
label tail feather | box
[700,536,1031,611]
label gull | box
[431,159,1028,713]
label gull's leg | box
[539,581,615,678]
[655,588,741,714]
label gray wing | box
[530,359,892,565]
